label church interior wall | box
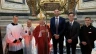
[0,0,30,16]
[76,0,96,14]
[75,0,96,25]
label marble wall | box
[76,0,96,12]
[0,0,30,14]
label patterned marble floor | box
[50,48,81,54]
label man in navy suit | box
[50,9,66,54]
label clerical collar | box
[11,23,18,25]
[85,24,92,27]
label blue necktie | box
[70,22,72,29]
[70,22,72,26]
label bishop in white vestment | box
[23,20,37,54]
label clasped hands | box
[67,39,72,43]
[13,38,22,43]
[81,41,87,46]
[17,39,21,43]
[54,34,59,39]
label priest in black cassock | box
[0,27,3,54]
[6,15,23,54]
[79,17,96,54]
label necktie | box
[55,18,59,34]
[70,22,72,26]
[70,22,73,29]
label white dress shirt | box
[69,20,74,26]
[55,16,59,25]
[55,16,59,34]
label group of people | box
[5,9,96,54]
[5,15,51,54]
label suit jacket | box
[50,17,66,40]
[0,28,3,54]
[79,25,96,48]
[65,21,80,44]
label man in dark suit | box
[79,17,96,54]
[65,12,80,54]
[50,9,66,54]
[0,27,3,54]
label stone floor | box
[50,48,81,54]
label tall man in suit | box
[50,9,66,54]
[79,17,96,54]
[65,12,80,54]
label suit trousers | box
[80,44,92,54]
[53,39,63,54]
[66,42,77,54]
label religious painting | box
[78,0,96,10]
[5,0,25,4]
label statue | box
[26,0,36,16]
[68,0,76,12]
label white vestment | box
[31,36,37,54]
[23,26,37,54]
[6,23,23,51]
